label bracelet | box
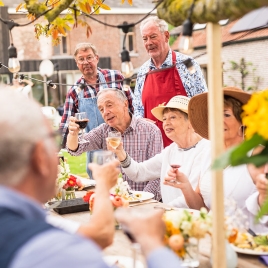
[120,152,131,168]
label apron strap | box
[171,50,176,65]
[98,70,108,91]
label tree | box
[0,0,133,45]
[225,58,262,91]
[157,0,268,26]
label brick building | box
[171,18,268,91]
[0,0,156,105]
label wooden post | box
[206,22,226,268]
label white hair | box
[140,16,168,34]
[0,87,49,186]
[97,88,127,103]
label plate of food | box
[103,255,144,268]
[231,232,268,255]
[127,191,154,203]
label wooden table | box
[50,195,267,268]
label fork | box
[127,189,143,202]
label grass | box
[61,150,88,178]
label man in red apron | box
[134,16,208,147]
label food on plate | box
[234,232,268,252]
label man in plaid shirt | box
[59,43,133,177]
[67,88,162,200]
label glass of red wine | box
[168,149,181,184]
[75,112,89,143]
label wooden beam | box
[207,22,226,268]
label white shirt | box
[123,139,211,204]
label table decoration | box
[163,208,212,267]
[56,158,84,200]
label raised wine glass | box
[168,149,181,184]
[107,131,122,150]
[92,150,114,165]
[75,112,89,143]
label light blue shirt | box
[0,186,182,268]
[133,49,208,118]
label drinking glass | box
[168,149,181,184]
[92,150,114,165]
[75,112,89,143]
[107,131,122,149]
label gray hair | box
[0,87,49,186]
[97,88,127,103]
[140,16,168,34]
[74,43,98,57]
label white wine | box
[107,137,121,149]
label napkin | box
[259,255,268,266]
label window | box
[121,26,136,53]
[53,36,68,55]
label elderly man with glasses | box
[60,43,134,178]
[67,88,162,201]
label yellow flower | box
[242,89,268,139]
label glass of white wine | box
[92,150,114,165]
[107,131,122,149]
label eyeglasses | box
[76,56,95,64]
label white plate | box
[78,177,96,187]
[129,191,154,203]
[231,244,268,255]
[103,255,144,268]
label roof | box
[171,19,268,50]
[230,7,268,33]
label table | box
[50,195,267,268]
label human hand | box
[163,167,190,190]
[256,172,268,207]
[88,159,120,190]
[115,208,165,257]
[106,139,126,161]
[68,116,80,136]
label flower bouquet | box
[56,159,84,200]
[163,208,212,262]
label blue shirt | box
[0,186,182,268]
[133,49,208,118]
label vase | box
[181,238,199,268]
[64,189,76,200]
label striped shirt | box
[60,68,134,147]
[67,116,163,200]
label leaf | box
[85,2,92,13]
[100,3,111,10]
[257,198,268,220]
[127,0,133,5]
[0,0,4,6]
[212,134,266,169]
[16,3,25,11]
[78,2,89,14]
[121,0,125,3]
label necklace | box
[178,141,199,151]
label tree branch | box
[157,0,268,26]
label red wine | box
[75,119,89,129]
[170,164,181,169]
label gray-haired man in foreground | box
[0,88,182,268]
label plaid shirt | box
[60,68,134,146]
[134,49,208,118]
[67,116,163,200]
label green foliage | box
[62,151,88,178]
[213,134,267,169]
[226,58,262,91]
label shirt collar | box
[0,185,47,220]
[149,49,172,70]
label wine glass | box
[168,149,181,184]
[75,112,89,143]
[92,150,114,165]
[107,131,122,149]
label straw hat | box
[188,87,251,140]
[151,95,190,122]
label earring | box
[238,125,245,140]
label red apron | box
[142,51,187,147]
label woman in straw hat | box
[165,87,266,231]
[107,95,211,205]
